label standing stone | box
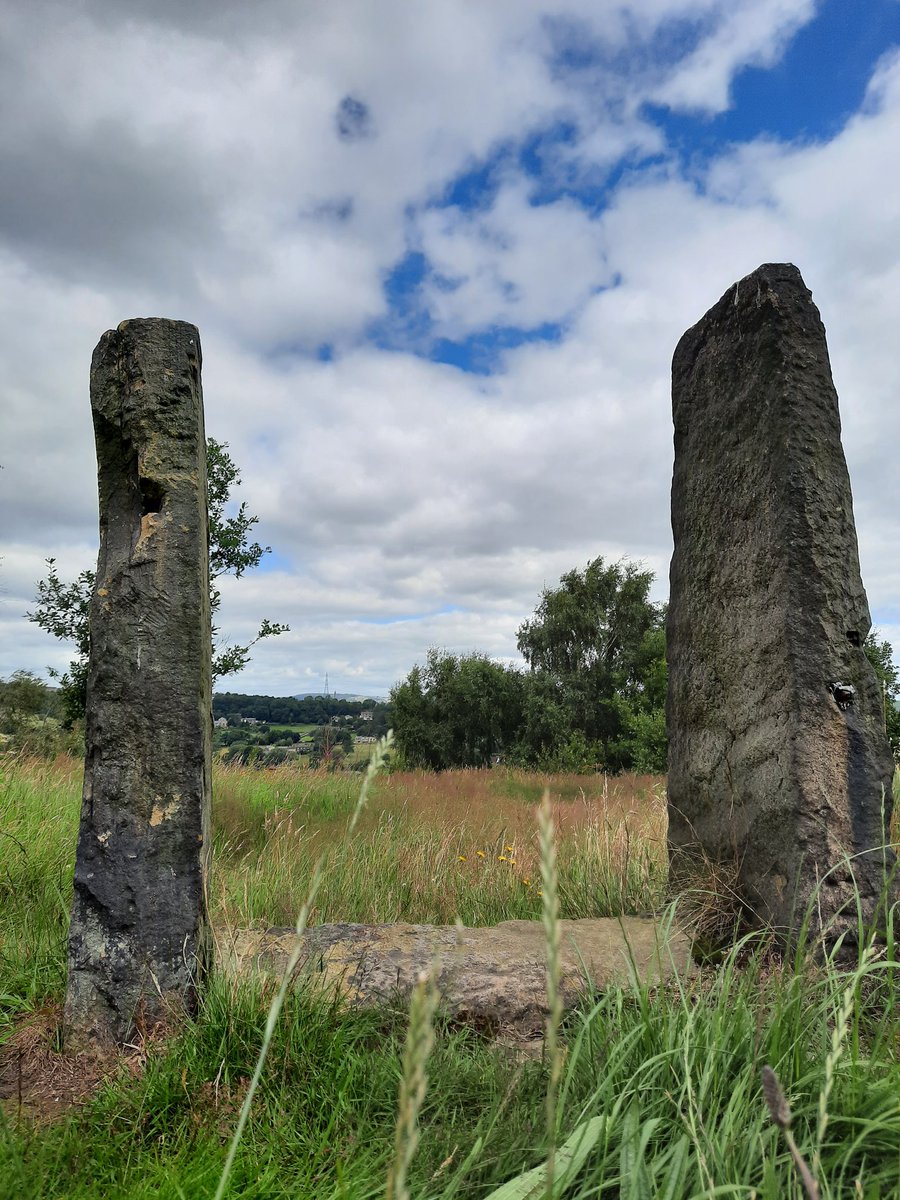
[667,264,896,946]
[65,319,212,1047]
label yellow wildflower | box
[505,845,514,853]
[458,855,467,862]
[498,855,507,862]
[476,851,486,859]
[509,860,517,866]
[522,878,531,886]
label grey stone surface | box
[220,918,693,1033]
[667,263,896,945]
[65,319,212,1047]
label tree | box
[516,557,666,771]
[390,649,524,770]
[510,669,596,771]
[604,623,668,773]
[28,563,94,724]
[389,561,668,775]
[864,630,900,760]
[0,670,58,733]
[0,670,68,754]
[310,723,351,769]
[29,439,288,723]
[205,438,289,679]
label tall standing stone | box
[667,264,896,945]
[65,319,212,1047]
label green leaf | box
[619,1102,656,1200]
[29,439,288,718]
[481,1115,604,1200]
[656,1134,689,1200]
[620,1099,639,1185]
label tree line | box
[389,557,900,774]
[390,558,667,773]
[213,692,388,727]
[18,433,900,776]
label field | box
[263,724,318,734]
[1,752,899,1198]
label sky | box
[2,0,900,699]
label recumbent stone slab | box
[667,263,896,945]
[65,319,212,1047]
[221,918,692,1033]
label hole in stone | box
[829,681,855,710]
[846,630,861,647]
[139,477,165,517]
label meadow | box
[1,751,899,1199]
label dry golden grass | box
[210,765,669,929]
[372,766,664,834]
[8,752,895,935]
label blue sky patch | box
[542,11,713,80]
[431,323,563,374]
[369,250,434,351]
[438,144,512,210]
[255,549,293,574]
[361,604,466,627]
[369,2,900,378]
[371,245,564,372]
[644,0,900,156]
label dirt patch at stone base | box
[0,1006,143,1123]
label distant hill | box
[213,691,391,728]
[293,692,385,702]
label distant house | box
[355,735,377,744]
[241,717,260,725]
[214,717,228,729]
[360,711,373,722]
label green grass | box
[211,762,666,928]
[264,723,318,734]
[2,925,898,1198]
[1,755,899,1199]
[0,756,79,1029]
[212,805,665,929]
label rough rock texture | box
[65,319,211,1048]
[221,918,692,1033]
[667,263,896,944]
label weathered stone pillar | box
[65,319,212,1046]
[667,263,896,946]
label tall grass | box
[0,755,80,1028]
[214,732,393,1200]
[213,764,666,928]
[0,755,666,1028]
[1,755,898,1198]
[2,904,897,1197]
[538,791,564,1199]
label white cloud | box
[416,181,612,334]
[3,0,898,697]
[650,0,816,114]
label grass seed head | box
[761,1065,791,1129]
